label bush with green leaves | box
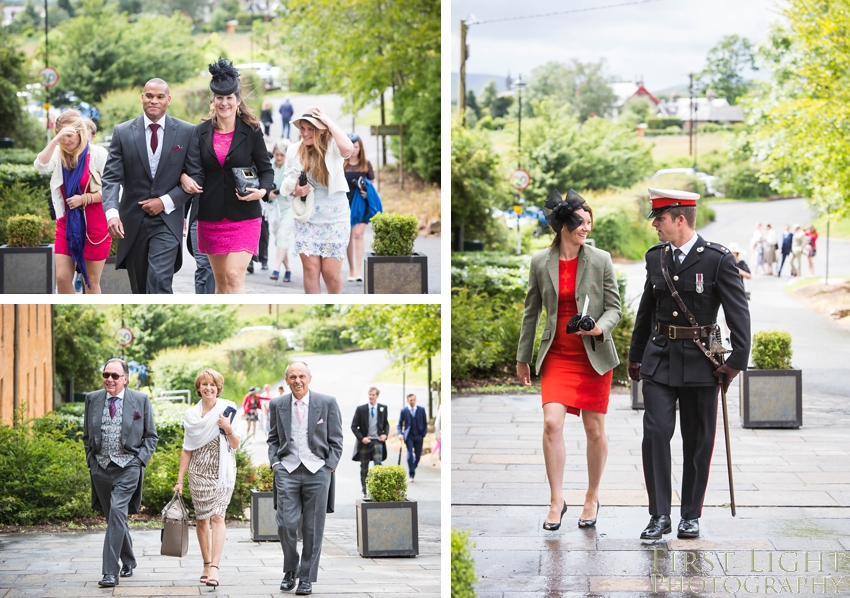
[370,213,419,256]
[716,162,774,198]
[365,465,408,502]
[0,150,38,165]
[0,177,52,246]
[254,463,274,491]
[452,529,477,598]
[6,214,43,246]
[450,252,530,305]
[0,410,94,525]
[294,318,356,353]
[751,330,793,370]
[590,207,657,261]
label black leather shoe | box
[677,518,700,538]
[98,574,118,587]
[280,571,297,591]
[640,515,672,540]
[295,579,312,595]
[119,564,134,577]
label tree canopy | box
[46,0,204,104]
[743,0,850,216]
[54,305,113,399]
[526,60,617,121]
[343,304,440,368]
[699,34,758,104]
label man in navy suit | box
[397,394,428,482]
[776,224,793,277]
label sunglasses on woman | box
[102,372,123,380]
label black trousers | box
[254,215,269,266]
[641,379,718,520]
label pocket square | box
[316,419,324,425]
[133,410,142,420]
[171,145,183,152]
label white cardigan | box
[280,138,349,197]
[33,144,108,220]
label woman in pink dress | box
[34,109,110,293]
[183,58,274,294]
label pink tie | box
[149,123,160,154]
[295,400,304,425]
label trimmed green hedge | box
[752,330,793,370]
[0,149,38,165]
[294,318,356,353]
[371,213,419,256]
[452,529,477,598]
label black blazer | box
[184,118,274,222]
[350,402,389,461]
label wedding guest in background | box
[268,139,294,283]
[343,133,375,283]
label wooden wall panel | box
[0,305,53,426]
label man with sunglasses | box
[83,358,158,588]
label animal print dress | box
[188,435,234,519]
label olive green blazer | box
[517,244,622,375]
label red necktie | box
[149,123,160,154]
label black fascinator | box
[543,188,587,233]
[208,57,240,95]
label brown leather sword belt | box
[655,322,714,340]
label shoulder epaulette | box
[703,241,730,255]
[646,242,666,253]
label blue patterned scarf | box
[61,143,90,288]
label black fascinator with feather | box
[543,188,587,233]
[208,57,240,95]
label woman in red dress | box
[516,189,622,531]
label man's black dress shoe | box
[640,515,672,540]
[98,574,118,587]
[280,570,297,591]
[119,564,134,578]
[677,518,700,538]
[295,579,312,595]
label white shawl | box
[182,398,237,490]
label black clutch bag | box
[232,166,259,196]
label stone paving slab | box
[0,517,440,598]
[453,391,850,597]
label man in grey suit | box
[102,78,195,293]
[268,361,343,596]
[83,358,158,588]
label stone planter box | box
[355,499,418,557]
[94,256,132,294]
[0,244,54,294]
[250,490,279,542]
[739,369,802,428]
[364,253,428,294]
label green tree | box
[451,122,512,250]
[743,0,850,216]
[478,80,513,119]
[522,101,653,205]
[699,34,757,104]
[46,0,204,104]
[54,305,113,400]
[343,305,440,368]
[526,60,617,121]
[272,0,440,182]
[121,305,239,364]
[0,31,32,146]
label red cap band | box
[650,197,697,208]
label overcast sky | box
[451,0,786,92]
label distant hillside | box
[451,73,510,103]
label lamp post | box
[513,74,527,255]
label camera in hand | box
[298,171,308,201]
[566,314,596,334]
[356,176,367,192]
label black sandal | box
[543,501,567,531]
[200,561,211,583]
[205,565,219,588]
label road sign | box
[38,67,59,88]
[513,205,523,215]
[510,169,531,191]
[115,326,134,347]
[369,125,403,136]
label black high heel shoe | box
[543,501,567,531]
[578,500,600,528]
[205,565,219,589]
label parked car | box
[651,167,718,197]
[235,62,283,90]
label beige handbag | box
[160,491,189,557]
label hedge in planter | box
[452,529,477,598]
[6,214,42,247]
[357,464,418,556]
[1,213,54,293]
[366,213,427,293]
[371,213,418,256]
[740,330,801,428]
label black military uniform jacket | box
[629,235,751,386]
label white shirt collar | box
[292,391,310,407]
[143,113,167,129]
[109,389,126,399]
[672,232,698,258]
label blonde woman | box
[281,106,354,293]
[34,109,110,293]
[183,58,274,294]
[173,369,239,589]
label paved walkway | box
[0,519,439,597]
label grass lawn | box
[374,353,441,387]
[813,212,850,240]
[644,132,731,165]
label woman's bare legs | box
[542,403,567,523]
[580,410,608,520]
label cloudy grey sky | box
[451,0,786,92]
